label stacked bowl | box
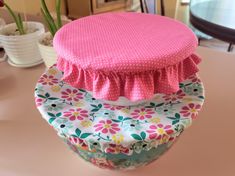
[35,12,205,170]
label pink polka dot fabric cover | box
[54,12,201,101]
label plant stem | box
[4,3,25,35]
[41,8,56,36]
[40,0,57,36]
[56,0,62,29]
[18,14,25,34]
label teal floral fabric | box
[65,136,175,170]
[35,66,205,156]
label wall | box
[159,0,177,18]
[4,0,66,16]
[4,0,177,18]
[175,0,190,25]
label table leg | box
[160,0,165,16]
[228,43,233,52]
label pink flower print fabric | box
[35,65,205,155]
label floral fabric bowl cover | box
[35,65,205,170]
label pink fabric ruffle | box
[56,54,201,101]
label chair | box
[140,0,165,15]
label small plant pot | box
[0,18,6,62]
[0,22,45,67]
[38,32,57,68]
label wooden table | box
[1,7,235,175]
[0,47,235,175]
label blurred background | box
[2,0,234,53]
[1,1,235,176]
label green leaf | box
[140,132,146,140]
[40,0,58,35]
[4,3,23,35]
[47,112,56,117]
[118,116,123,121]
[48,97,59,100]
[56,0,62,28]
[131,134,142,141]
[41,8,56,36]
[98,104,102,108]
[91,104,98,108]
[49,118,56,124]
[155,103,165,107]
[198,96,204,99]
[91,109,99,112]
[179,83,184,88]
[45,93,50,98]
[175,113,181,119]
[123,117,132,121]
[79,89,86,92]
[56,112,62,117]
[75,128,81,137]
[172,120,180,125]
[111,119,121,123]
[185,83,192,86]
[80,133,92,139]
[150,102,155,106]
[17,13,25,34]
[167,117,176,120]
[71,134,78,138]
[37,94,46,99]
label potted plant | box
[0,0,45,67]
[38,0,62,68]
[0,17,6,62]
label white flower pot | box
[0,22,45,67]
[0,18,6,62]
[38,32,57,68]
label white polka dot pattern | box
[57,54,201,101]
[53,12,200,101]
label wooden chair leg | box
[160,0,165,16]
[140,0,145,13]
[198,37,201,46]
[228,43,233,52]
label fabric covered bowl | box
[64,134,179,170]
[54,12,201,103]
[35,65,205,170]
[88,90,159,106]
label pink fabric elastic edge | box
[56,54,201,101]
